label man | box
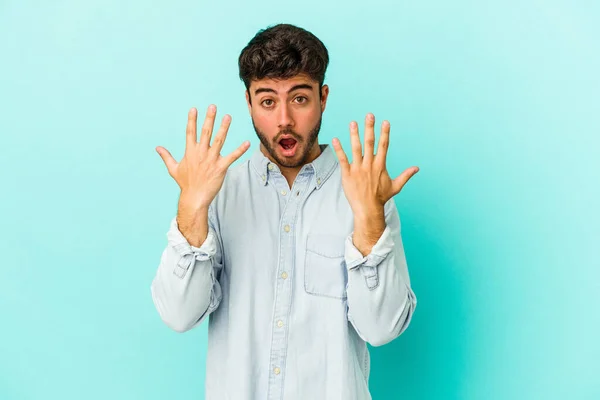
[151,23,419,400]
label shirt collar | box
[250,144,338,189]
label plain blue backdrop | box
[1,0,599,399]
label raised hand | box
[156,105,251,209]
[331,113,419,218]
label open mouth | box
[278,138,298,157]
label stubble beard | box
[252,114,322,168]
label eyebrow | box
[254,84,314,96]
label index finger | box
[375,120,391,168]
[185,107,198,150]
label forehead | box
[249,74,318,93]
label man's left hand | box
[332,113,419,219]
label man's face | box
[246,74,329,168]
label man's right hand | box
[156,105,250,246]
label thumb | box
[156,146,178,175]
[392,166,419,195]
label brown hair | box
[238,24,329,103]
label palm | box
[155,105,251,208]
[332,113,419,212]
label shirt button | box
[284,224,291,232]
[277,320,284,328]
[281,272,288,279]
[268,164,274,171]
[281,190,287,196]
[274,367,281,375]
[317,177,321,184]
[262,174,266,181]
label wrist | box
[179,191,211,212]
[353,203,384,223]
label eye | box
[261,99,274,107]
[294,96,308,104]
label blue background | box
[1,0,598,399]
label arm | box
[152,105,249,332]
[150,204,224,333]
[345,199,417,347]
[331,112,420,347]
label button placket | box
[267,172,311,399]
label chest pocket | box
[304,234,348,299]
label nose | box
[278,102,294,129]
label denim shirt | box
[150,143,417,400]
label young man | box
[151,23,419,400]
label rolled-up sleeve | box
[344,199,417,347]
[150,207,223,333]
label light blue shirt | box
[150,144,417,400]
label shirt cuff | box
[344,224,394,271]
[166,217,217,262]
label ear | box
[320,84,330,113]
[245,90,252,113]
